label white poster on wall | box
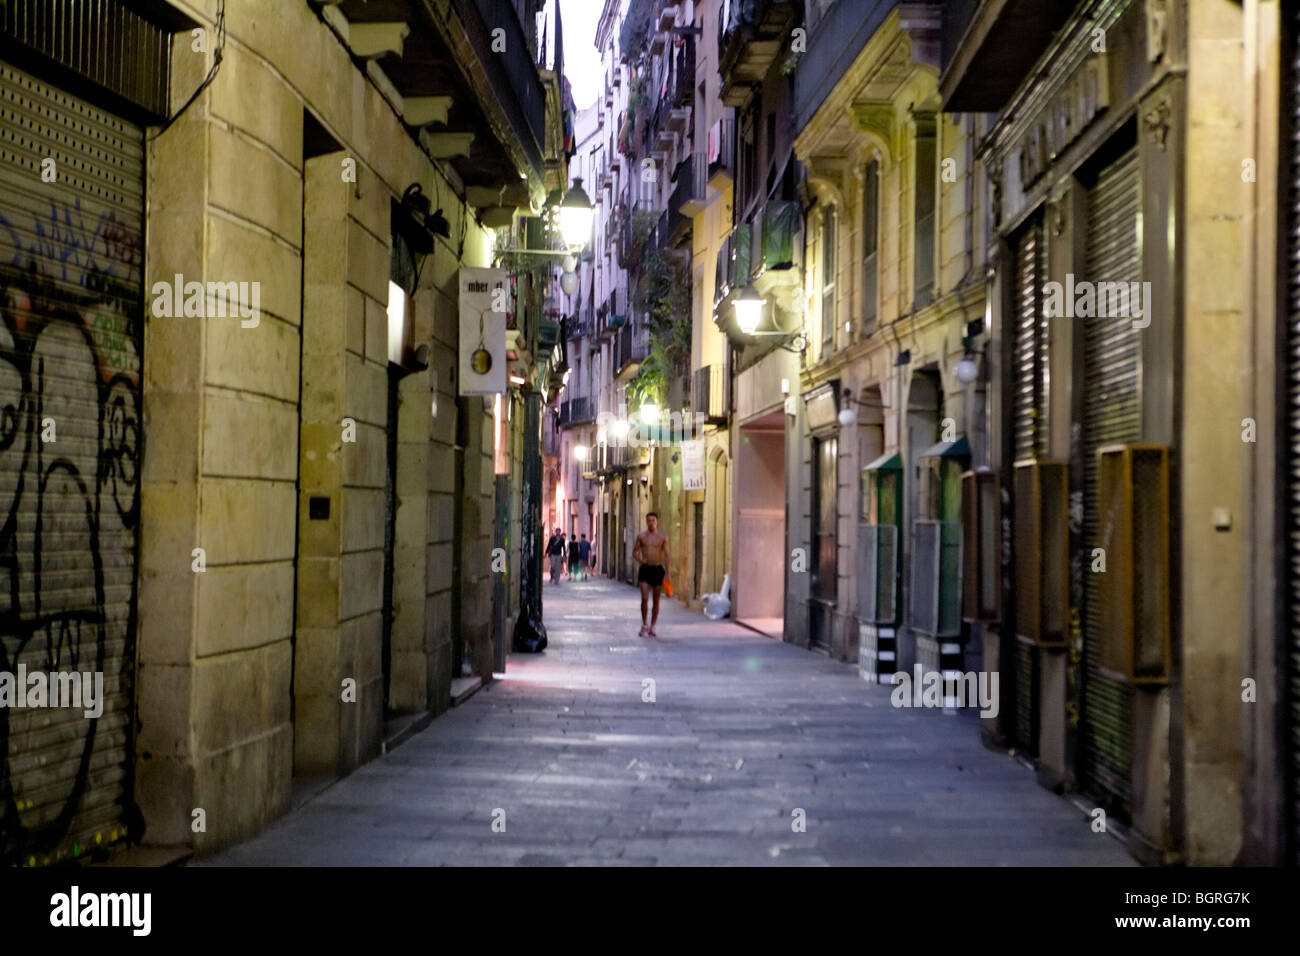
[682,439,706,491]
[458,267,509,396]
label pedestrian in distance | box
[546,527,566,584]
[568,533,581,580]
[632,512,670,637]
[578,534,591,581]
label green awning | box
[864,451,902,471]
[917,436,971,460]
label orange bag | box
[663,577,673,597]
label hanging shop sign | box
[681,440,706,491]
[458,267,509,395]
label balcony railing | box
[691,360,730,423]
[459,0,548,173]
[559,396,596,428]
[567,311,591,340]
[597,441,635,473]
[729,221,753,289]
[718,0,800,108]
[714,234,733,306]
[753,200,799,274]
[615,324,651,375]
[674,34,696,107]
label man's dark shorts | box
[638,564,665,588]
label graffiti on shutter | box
[0,61,143,864]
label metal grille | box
[0,0,172,117]
[1014,640,1037,755]
[1013,221,1045,460]
[911,520,940,635]
[1081,145,1140,817]
[910,519,961,637]
[857,523,897,624]
[0,61,143,865]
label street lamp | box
[955,354,979,385]
[732,282,765,334]
[574,444,590,461]
[560,271,579,295]
[639,401,660,425]
[955,318,986,386]
[558,179,594,251]
[611,418,630,442]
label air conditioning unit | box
[1097,444,1171,683]
[1013,460,1068,646]
[961,469,1001,622]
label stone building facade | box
[0,0,564,864]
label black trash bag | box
[513,613,548,653]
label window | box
[913,123,937,306]
[821,206,837,352]
[861,160,879,334]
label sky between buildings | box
[559,0,604,110]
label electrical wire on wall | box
[150,0,227,140]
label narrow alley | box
[204,577,1132,867]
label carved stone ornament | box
[1142,95,1171,150]
[1146,0,1168,64]
[987,158,1004,232]
[1048,196,1066,237]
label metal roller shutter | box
[1011,222,1044,755]
[1013,222,1046,462]
[1081,145,1140,818]
[0,61,143,865]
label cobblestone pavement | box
[203,575,1136,866]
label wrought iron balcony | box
[558,396,596,429]
[456,0,548,176]
[673,34,696,108]
[691,360,730,424]
[753,199,799,275]
[718,0,800,108]
[597,440,635,474]
[615,324,651,377]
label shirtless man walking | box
[632,512,670,636]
